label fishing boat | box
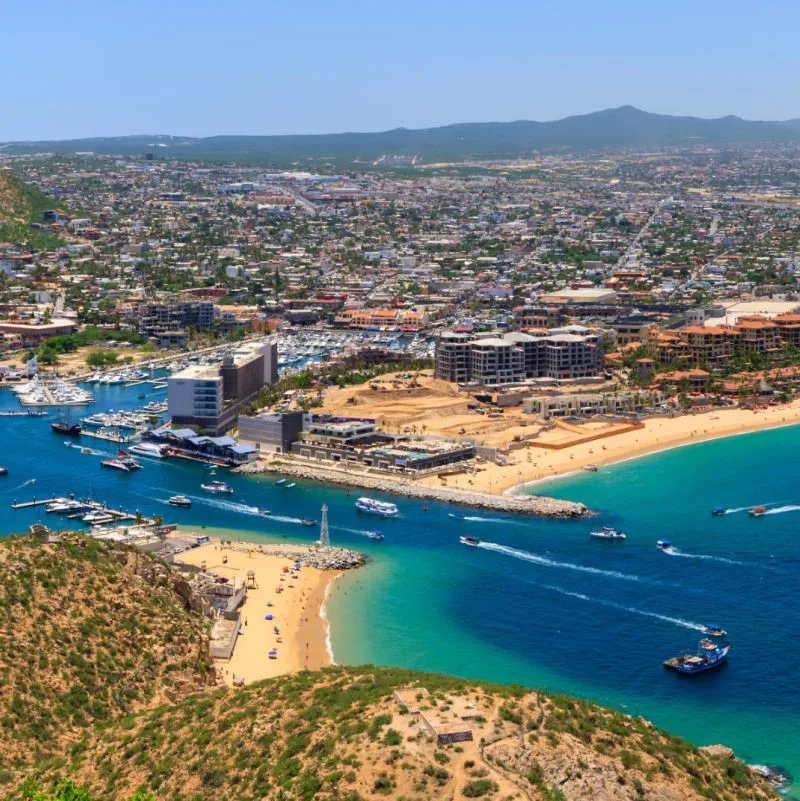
[201,480,233,494]
[101,458,130,472]
[711,507,727,516]
[664,638,731,675]
[365,530,384,540]
[703,624,727,637]
[168,495,192,508]
[460,536,480,547]
[448,512,464,520]
[749,506,767,517]
[355,497,399,517]
[590,526,626,540]
[657,539,671,549]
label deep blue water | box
[1,381,798,792]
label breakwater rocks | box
[233,460,589,518]
[222,540,367,570]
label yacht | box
[355,497,399,517]
[590,526,626,540]
[128,442,168,459]
[201,480,233,494]
[168,495,192,508]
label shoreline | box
[174,538,360,685]
[501,406,800,495]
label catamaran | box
[355,497,399,517]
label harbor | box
[1,371,800,785]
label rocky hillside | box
[0,534,215,780]
[33,666,776,801]
[0,533,778,801]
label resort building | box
[773,313,800,348]
[168,340,278,434]
[435,328,603,387]
[237,410,306,454]
[0,317,78,345]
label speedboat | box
[168,495,192,508]
[448,512,464,520]
[711,507,727,516]
[703,624,727,637]
[201,480,233,494]
[657,539,671,549]
[355,497,399,517]
[590,526,626,540]
[365,530,384,540]
[664,639,731,675]
[460,536,480,547]
[300,518,315,527]
[285,482,296,489]
[749,506,767,517]
[258,508,271,516]
[0,467,7,477]
[275,478,286,485]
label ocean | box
[1,381,798,793]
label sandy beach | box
[175,540,339,686]
[419,401,800,495]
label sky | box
[3,0,800,141]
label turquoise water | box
[1,382,798,791]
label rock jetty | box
[221,540,367,570]
[233,460,589,518]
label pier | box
[11,496,152,524]
[79,429,133,444]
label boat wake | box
[476,540,641,583]
[537,582,707,632]
[762,505,800,515]
[462,515,510,523]
[181,493,309,525]
[661,547,749,566]
[8,479,36,492]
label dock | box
[79,429,133,444]
[11,496,151,523]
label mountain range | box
[4,106,800,166]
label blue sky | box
[3,0,800,140]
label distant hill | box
[0,170,68,249]
[5,106,800,166]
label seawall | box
[233,460,589,518]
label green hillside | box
[0,170,69,249]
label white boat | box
[127,442,168,459]
[355,497,399,517]
[201,480,233,494]
[590,526,626,540]
[101,458,130,472]
[83,510,113,522]
[365,530,384,540]
[168,495,192,508]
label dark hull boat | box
[51,421,81,436]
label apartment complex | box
[435,328,603,387]
[168,340,278,434]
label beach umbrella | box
[266,614,273,620]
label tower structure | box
[319,504,330,547]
